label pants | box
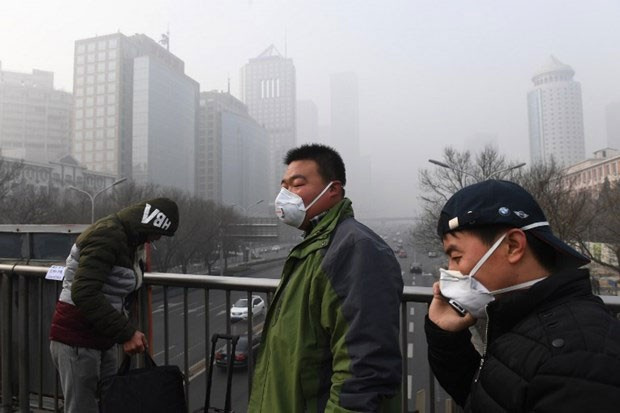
[50,340,118,413]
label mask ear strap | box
[470,233,507,278]
[303,181,334,211]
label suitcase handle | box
[202,333,240,413]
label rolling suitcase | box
[194,333,240,413]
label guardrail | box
[1,263,619,413]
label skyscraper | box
[527,56,585,166]
[240,45,296,189]
[197,90,270,211]
[296,100,319,145]
[131,54,199,193]
[73,33,198,191]
[330,72,359,161]
[0,62,72,163]
[329,72,372,215]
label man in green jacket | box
[49,197,179,413]
[248,144,403,412]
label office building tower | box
[527,56,585,166]
[197,91,269,212]
[330,72,359,160]
[0,62,72,162]
[296,100,319,145]
[606,102,620,150]
[131,54,199,193]
[240,45,296,189]
[73,33,198,191]
[329,72,373,215]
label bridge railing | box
[1,263,619,413]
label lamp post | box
[68,177,127,223]
[428,159,526,181]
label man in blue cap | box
[425,179,620,412]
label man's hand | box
[428,282,476,332]
[123,330,148,354]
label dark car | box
[409,262,422,274]
[215,333,261,369]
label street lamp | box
[68,177,127,223]
[428,159,526,181]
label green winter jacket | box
[50,198,178,349]
[248,199,403,413]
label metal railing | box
[1,263,619,413]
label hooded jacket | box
[248,198,403,413]
[49,198,178,349]
[425,268,620,412]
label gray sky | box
[2,0,620,216]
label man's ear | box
[506,229,527,264]
[332,181,344,197]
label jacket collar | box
[486,268,592,341]
[289,198,354,259]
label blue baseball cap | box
[437,180,590,269]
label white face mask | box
[274,181,333,228]
[439,222,549,318]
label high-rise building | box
[329,72,373,215]
[197,91,270,212]
[296,100,319,145]
[0,62,72,163]
[527,56,586,166]
[240,45,296,189]
[330,72,359,160]
[131,54,199,193]
[605,102,620,150]
[73,33,198,191]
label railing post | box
[1,271,14,413]
[18,275,30,411]
[400,302,408,413]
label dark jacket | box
[248,198,403,412]
[425,268,620,412]
[50,198,178,349]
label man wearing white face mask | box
[249,144,403,413]
[425,179,620,412]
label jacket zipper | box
[474,306,490,383]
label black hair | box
[284,144,347,187]
[463,225,558,273]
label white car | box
[230,296,265,321]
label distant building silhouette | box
[72,33,199,192]
[197,90,270,213]
[0,154,116,195]
[329,72,372,215]
[527,56,586,166]
[240,45,296,190]
[0,62,72,163]
[296,100,319,145]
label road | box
[148,247,448,412]
[148,257,283,412]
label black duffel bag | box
[101,352,186,413]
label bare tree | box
[579,178,620,274]
[514,160,592,245]
[0,158,24,200]
[414,145,523,252]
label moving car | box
[215,333,262,369]
[409,262,422,274]
[397,249,408,259]
[230,296,265,321]
[428,251,439,258]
